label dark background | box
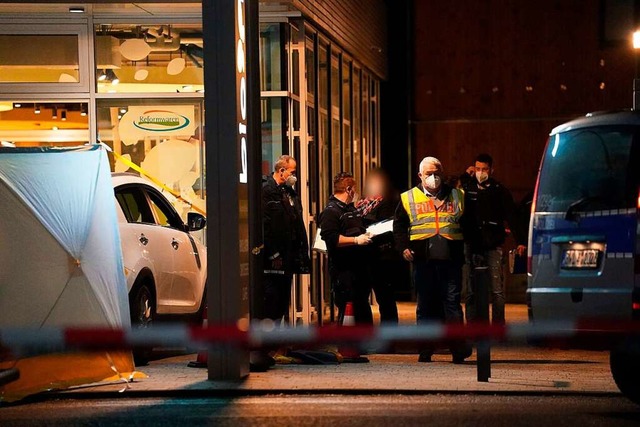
[382,0,639,203]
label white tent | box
[0,145,139,402]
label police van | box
[527,110,640,403]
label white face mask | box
[285,175,297,187]
[424,174,441,191]
[476,171,489,184]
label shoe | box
[418,352,433,363]
[452,346,473,364]
[250,351,275,372]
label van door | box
[529,126,639,321]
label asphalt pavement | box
[1,395,639,426]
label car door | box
[114,185,174,307]
[144,187,202,312]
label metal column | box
[203,0,260,380]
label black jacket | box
[460,174,524,251]
[362,193,399,260]
[393,184,464,264]
[318,195,370,274]
[262,176,310,275]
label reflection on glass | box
[0,102,88,146]
[260,23,283,92]
[261,97,286,175]
[342,60,352,173]
[318,43,330,205]
[94,24,204,93]
[353,67,362,186]
[0,35,79,83]
[97,101,205,221]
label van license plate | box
[561,249,600,269]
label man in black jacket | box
[319,172,374,325]
[461,153,526,324]
[262,155,310,323]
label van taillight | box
[633,289,640,320]
[527,256,533,275]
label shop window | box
[352,67,362,187]
[0,101,89,147]
[330,52,341,176]
[260,23,284,92]
[317,42,330,205]
[261,97,287,175]
[0,24,89,93]
[0,35,79,83]
[362,73,370,176]
[97,100,205,221]
[94,24,204,94]
[342,59,352,174]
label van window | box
[535,126,636,213]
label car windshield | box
[535,126,637,213]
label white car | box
[112,173,207,356]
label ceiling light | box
[69,7,84,13]
[34,105,41,114]
[52,126,59,131]
[52,107,58,120]
[118,115,122,120]
[14,103,21,108]
[80,104,87,117]
[120,108,127,114]
[98,70,108,81]
[61,111,67,121]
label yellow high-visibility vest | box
[400,186,464,241]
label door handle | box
[139,234,149,246]
[171,239,179,250]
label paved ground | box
[49,303,617,397]
[57,346,616,396]
[1,395,638,426]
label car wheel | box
[130,283,155,366]
[610,346,640,405]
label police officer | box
[262,155,310,323]
[461,153,525,325]
[394,156,471,363]
[319,172,374,325]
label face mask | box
[476,171,489,184]
[285,175,297,187]
[424,174,441,191]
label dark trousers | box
[263,273,292,323]
[332,268,373,325]
[413,258,466,356]
[371,259,399,324]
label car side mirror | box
[187,212,206,231]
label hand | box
[354,233,372,246]
[402,248,414,262]
[466,166,475,176]
[516,245,527,257]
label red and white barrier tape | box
[1,320,640,354]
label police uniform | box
[394,183,470,361]
[319,195,373,325]
[262,176,310,322]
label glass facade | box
[0,4,383,326]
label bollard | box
[473,264,491,382]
